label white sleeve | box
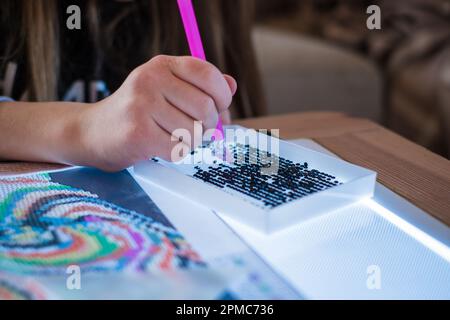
[0,96,14,102]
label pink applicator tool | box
[177,0,224,141]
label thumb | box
[223,74,237,96]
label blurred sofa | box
[252,26,383,122]
[388,49,450,157]
[253,0,450,158]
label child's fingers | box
[151,99,201,149]
[169,56,232,113]
[223,74,237,96]
[162,76,219,130]
[149,123,192,162]
[220,109,232,125]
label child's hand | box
[82,55,237,171]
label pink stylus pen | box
[177,0,224,140]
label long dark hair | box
[1,0,266,118]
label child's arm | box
[0,100,93,166]
[0,55,237,171]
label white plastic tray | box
[134,125,377,233]
[132,139,450,299]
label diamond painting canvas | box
[0,168,226,299]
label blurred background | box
[250,0,450,158]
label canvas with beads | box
[0,168,224,299]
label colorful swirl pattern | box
[0,272,49,300]
[0,174,205,276]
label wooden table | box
[1,112,449,227]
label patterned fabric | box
[0,272,50,300]
[0,173,205,277]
